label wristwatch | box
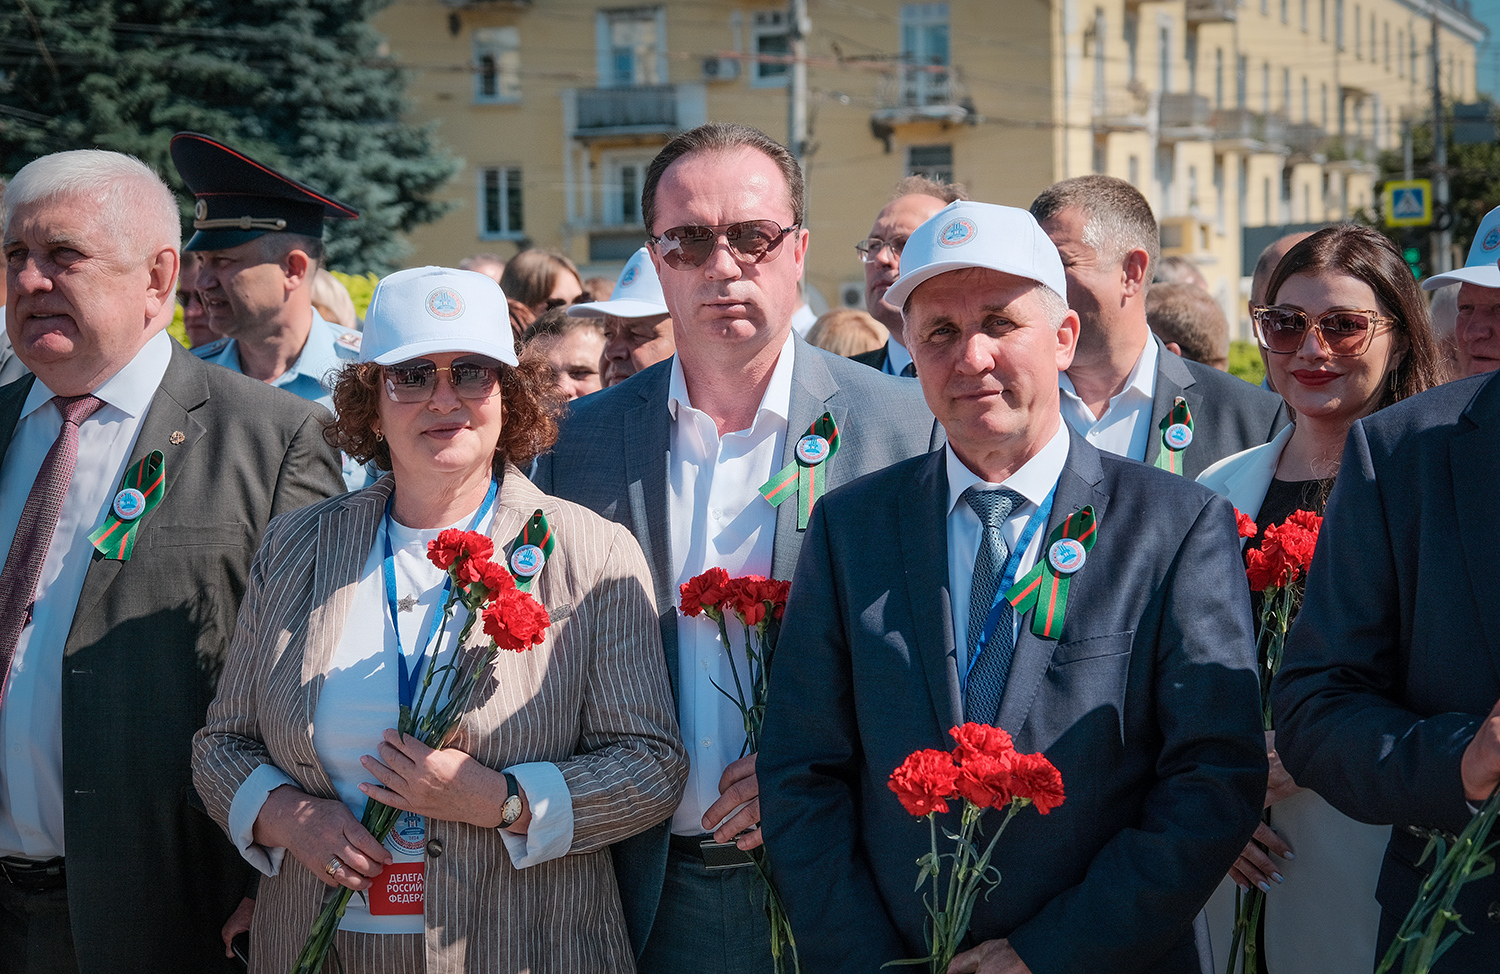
[499,773,524,828]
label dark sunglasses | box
[1251,305,1394,357]
[649,220,799,270]
[382,357,502,403]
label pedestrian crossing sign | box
[1383,180,1432,227]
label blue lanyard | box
[382,478,499,709]
[964,487,1056,685]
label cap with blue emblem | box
[567,246,669,320]
[883,200,1068,310]
[361,266,519,367]
[170,132,359,253]
[1422,203,1500,291]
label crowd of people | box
[0,118,1496,974]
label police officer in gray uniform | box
[170,132,369,488]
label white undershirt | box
[1059,336,1158,461]
[667,333,795,836]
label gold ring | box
[325,855,343,876]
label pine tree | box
[0,0,455,273]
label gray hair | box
[1029,175,1160,277]
[4,150,180,261]
[890,175,969,205]
[903,274,1070,330]
[1428,282,1460,341]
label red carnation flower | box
[1009,751,1066,814]
[679,567,731,618]
[428,529,495,573]
[1244,545,1285,592]
[475,560,516,599]
[953,751,1016,810]
[482,589,550,652]
[888,749,960,817]
[1235,509,1258,539]
[723,576,770,626]
[950,722,1016,764]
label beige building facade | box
[375,0,1482,336]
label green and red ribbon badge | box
[506,509,554,592]
[1004,505,1098,639]
[759,412,840,529]
[1153,397,1194,475]
[89,451,165,561]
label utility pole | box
[1431,8,1452,273]
[788,0,810,176]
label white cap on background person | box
[884,200,1069,309]
[361,266,518,366]
[1422,204,1500,290]
[568,247,669,319]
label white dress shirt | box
[1058,336,1158,461]
[945,421,1071,686]
[882,338,914,377]
[667,333,795,836]
[227,500,572,933]
[0,329,173,859]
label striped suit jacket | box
[192,467,688,974]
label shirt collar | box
[22,328,173,421]
[281,309,338,386]
[667,331,797,426]
[885,337,914,376]
[1058,332,1157,404]
[945,419,1071,517]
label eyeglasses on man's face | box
[649,220,799,270]
[854,236,907,263]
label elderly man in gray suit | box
[532,121,940,973]
[1030,176,1285,479]
[759,201,1266,974]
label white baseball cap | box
[361,266,518,366]
[568,247,669,319]
[1423,204,1500,290]
[883,201,1069,310]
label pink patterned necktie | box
[0,394,105,705]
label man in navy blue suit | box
[759,201,1267,974]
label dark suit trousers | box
[0,884,77,974]
[637,846,774,974]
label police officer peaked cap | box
[170,132,359,253]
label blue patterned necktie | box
[900,362,917,378]
[963,486,1024,724]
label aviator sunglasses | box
[649,220,800,270]
[382,357,502,403]
[1250,305,1395,358]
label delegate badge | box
[509,543,545,578]
[795,434,830,465]
[1164,423,1193,450]
[368,862,425,916]
[112,488,147,521]
[1048,538,1087,574]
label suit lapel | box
[996,432,1110,735]
[771,342,845,579]
[623,367,678,692]
[901,450,963,733]
[1144,338,1197,468]
[1451,375,1500,668]
[0,375,36,466]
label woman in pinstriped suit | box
[191,267,687,973]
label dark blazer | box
[849,344,889,372]
[0,341,345,973]
[1142,339,1287,480]
[531,336,943,954]
[1272,371,1500,970]
[758,430,1267,974]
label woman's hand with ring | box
[252,784,391,890]
[359,729,512,829]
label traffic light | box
[1403,246,1423,279]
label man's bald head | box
[1250,232,1314,307]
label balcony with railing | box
[1184,0,1237,24]
[871,65,973,126]
[1092,82,1151,132]
[1158,93,1213,142]
[1212,109,1287,150]
[563,84,707,140]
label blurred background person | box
[1152,254,1210,291]
[0,175,25,386]
[580,276,615,303]
[311,268,359,331]
[501,248,583,339]
[1250,232,1315,310]
[1146,281,1230,370]
[458,251,506,284]
[178,249,220,349]
[1420,204,1500,379]
[568,247,674,388]
[1197,224,1442,974]
[522,307,606,402]
[805,307,887,358]
[1427,282,1460,378]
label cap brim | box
[884,258,1061,310]
[369,336,519,368]
[1422,265,1500,290]
[568,298,669,319]
[185,228,277,252]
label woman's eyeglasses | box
[649,220,799,270]
[1250,305,1395,357]
[382,358,501,403]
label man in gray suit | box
[1030,176,1284,479]
[759,201,1266,974]
[0,150,345,971]
[533,121,940,973]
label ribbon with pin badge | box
[1004,505,1098,639]
[758,412,840,529]
[89,451,165,561]
[1153,398,1194,475]
[507,509,554,592]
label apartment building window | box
[473,27,521,103]
[1321,82,1329,127]
[1281,0,1289,23]
[1282,67,1291,113]
[1354,5,1361,57]
[1300,0,1308,31]
[1319,0,1326,40]
[1236,54,1248,108]
[907,144,954,183]
[752,11,790,86]
[1335,0,1344,51]
[1410,29,1418,82]
[1384,21,1390,69]
[1264,176,1272,226]
[1261,0,1269,16]
[479,166,524,238]
[1124,10,1139,82]
[1215,47,1224,108]
[597,7,666,87]
[602,152,654,225]
[1398,30,1404,77]
[1159,26,1171,93]
[1128,155,1140,187]
[901,4,951,106]
[1185,30,1198,93]
[1301,76,1310,122]
[1156,149,1175,213]
[1261,61,1270,113]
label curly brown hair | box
[324,357,561,473]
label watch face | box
[502,795,524,826]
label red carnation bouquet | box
[1226,509,1320,974]
[295,528,549,973]
[886,723,1065,973]
[680,569,798,973]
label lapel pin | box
[169,431,186,445]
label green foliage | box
[330,269,379,319]
[0,0,457,274]
[1228,341,1267,387]
[1373,105,1500,261]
